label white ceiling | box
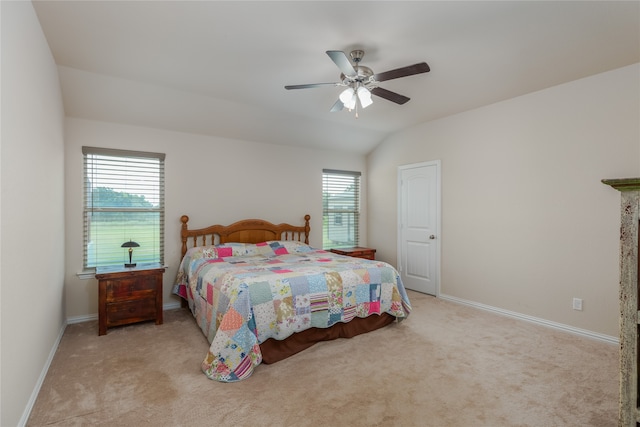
[33,1,640,154]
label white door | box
[398,161,440,295]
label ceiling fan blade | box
[373,62,430,82]
[329,99,344,112]
[326,51,356,77]
[285,82,339,90]
[370,87,410,105]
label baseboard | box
[163,301,182,311]
[66,301,183,325]
[439,293,619,345]
[18,320,67,427]
[67,313,98,324]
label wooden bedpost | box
[180,215,190,257]
[304,214,310,244]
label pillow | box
[183,245,219,261]
[176,245,218,288]
[214,242,251,257]
[263,240,314,254]
[182,241,313,264]
[253,241,289,256]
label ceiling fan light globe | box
[339,87,357,110]
[357,86,373,108]
[346,94,357,110]
[339,87,354,104]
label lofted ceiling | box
[33,1,640,154]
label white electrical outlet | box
[573,297,583,311]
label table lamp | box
[121,240,140,268]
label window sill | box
[77,270,96,280]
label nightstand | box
[95,264,165,336]
[329,247,376,260]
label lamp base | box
[124,263,137,268]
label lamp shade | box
[121,240,140,248]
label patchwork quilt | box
[173,241,411,382]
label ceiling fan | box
[284,50,430,117]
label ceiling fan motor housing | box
[340,66,374,84]
[350,49,365,63]
[347,50,373,84]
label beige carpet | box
[27,291,618,426]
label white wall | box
[0,2,66,425]
[368,64,640,338]
[64,118,366,319]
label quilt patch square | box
[293,294,310,315]
[196,276,204,295]
[289,275,310,296]
[216,338,246,368]
[274,296,294,323]
[219,307,244,332]
[252,302,277,341]
[356,302,370,317]
[309,292,328,312]
[307,274,327,293]
[339,269,366,286]
[343,304,356,322]
[367,267,382,285]
[207,283,215,304]
[217,246,233,257]
[246,308,257,334]
[249,281,272,305]
[270,279,292,299]
[202,247,217,259]
[369,283,381,301]
[355,284,370,303]
[328,311,342,325]
[269,241,290,255]
[343,286,356,307]
[216,292,231,313]
[369,300,381,314]
[380,267,394,284]
[206,303,213,328]
[380,283,393,306]
[310,310,328,328]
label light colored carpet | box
[27,291,618,426]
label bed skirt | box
[259,313,396,364]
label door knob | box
[430,235,436,239]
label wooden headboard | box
[180,215,311,257]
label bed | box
[173,214,412,382]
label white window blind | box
[83,147,165,269]
[322,169,361,249]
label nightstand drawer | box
[107,299,156,326]
[105,276,158,302]
[329,247,376,260]
[349,250,375,260]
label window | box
[322,169,361,249]
[83,147,165,269]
